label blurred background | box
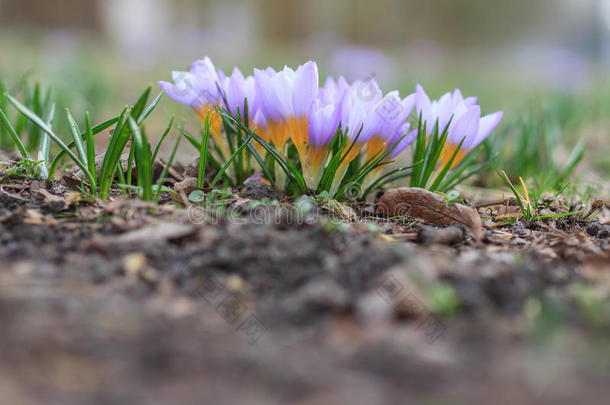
[0,0,608,187]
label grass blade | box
[66,109,87,165]
[152,116,174,163]
[154,134,181,203]
[129,117,153,200]
[210,136,253,188]
[498,170,526,219]
[48,116,118,180]
[37,102,54,179]
[99,107,130,199]
[137,91,164,125]
[84,112,96,181]
[131,86,151,121]
[198,112,212,188]
[0,107,28,158]
[6,94,95,189]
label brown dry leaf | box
[377,187,483,241]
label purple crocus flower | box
[158,56,227,154]
[220,67,258,121]
[415,84,503,166]
[385,123,418,160]
[319,76,350,107]
[340,78,384,145]
[158,57,223,109]
[364,91,416,162]
[306,100,341,185]
[254,61,319,178]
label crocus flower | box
[159,57,227,155]
[220,67,258,121]
[306,100,341,185]
[254,61,319,166]
[319,76,350,107]
[385,123,418,159]
[415,84,503,167]
[365,91,416,162]
[339,78,384,162]
[253,66,291,154]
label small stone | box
[586,223,600,237]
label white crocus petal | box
[274,71,294,118]
[159,71,203,108]
[292,61,319,117]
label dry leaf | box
[377,187,483,241]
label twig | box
[0,185,26,201]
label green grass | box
[497,170,583,221]
[2,84,170,200]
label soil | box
[1,168,609,405]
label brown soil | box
[1,172,609,405]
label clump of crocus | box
[159,56,503,198]
[414,84,503,168]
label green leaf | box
[154,134,181,203]
[37,103,54,179]
[6,94,95,189]
[152,116,174,163]
[0,107,28,158]
[210,135,253,188]
[48,116,118,180]
[137,91,164,125]
[129,117,153,201]
[131,86,151,121]
[99,107,130,199]
[84,112,96,182]
[198,112,212,188]
[66,109,88,166]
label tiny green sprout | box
[436,190,462,205]
[188,190,206,204]
[3,159,43,178]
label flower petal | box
[449,105,480,148]
[472,111,503,148]
[292,61,319,117]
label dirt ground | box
[1,170,609,405]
